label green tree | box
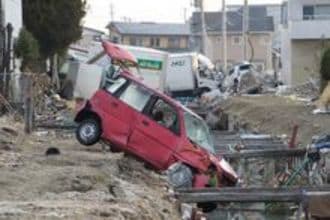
[14,28,40,72]
[22,0,86,89]
[320,48,330,93]
[22,0,86,58]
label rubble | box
[276,78,320,100]
[0,128,180,219]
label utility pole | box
[200,0,207,55]
[222,0,227,72]
[184,8,187,23]
[243,0,249,61]
[110,3,114,22]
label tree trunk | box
[4,23,13,99]
[50,54,60,91]
[23,74,33,133]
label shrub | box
[14,27,40,72]
[320,48,330,93]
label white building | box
[280,0,330,85]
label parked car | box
[74,42,238,189]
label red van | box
[74,42,237,189]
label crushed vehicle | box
[165,53,222,97]
[74,42,238,189]
[223,62,262,94]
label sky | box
[84,0,282,31]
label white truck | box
[86,44,221,97]
[88,45,168,90]
[166,53,221,97]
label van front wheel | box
[166,163,193,189]
[76,118,101,146]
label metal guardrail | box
[176,186,330,203]
[221,148,307,159]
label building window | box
[232,36,242,46]
[137,38,143,46]
[303,5,330,20]
[303,6,314,20]
[168,37,181,48]
[129,37,137,46]
[150,37,160,48]
[111,36,119,43]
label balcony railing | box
[291,19,330,39]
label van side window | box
[149,98,180,135]
[119,83,152,112]
[104,77,127,94]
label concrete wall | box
[291,39,330,85]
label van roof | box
[120,71,202,120]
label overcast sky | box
[84,0,283,31]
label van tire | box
[166,163,193,189]
[76,118,101,146]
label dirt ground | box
[0,117,180,220]
[221,95,330,146]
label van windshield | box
[184,112,215,154]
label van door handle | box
[142,120,149,126]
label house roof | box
[83,26,105,35]
[191,6,274,33]
[107,22,191,36]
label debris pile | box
[291,79,319,98]
[276,79,319,100]
[237,71,263,94]
[0,130,180,220]
[28,74,77,129]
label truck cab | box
[166,53,221,97]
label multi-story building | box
[191,6,274,71]
[107,22,191,52]
[280,0,330,85]
[228,4,282,49]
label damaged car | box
[74,41,238,189]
